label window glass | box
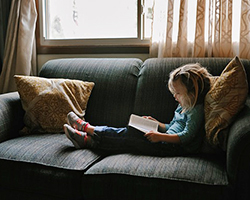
[44,0,138,40]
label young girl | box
[64,63,211,156]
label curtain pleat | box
[163,0,174,57]
[193,0,206,57]
[175,0,188,57]
[0,0,37,94]
[0,0,12,75]
[239,0,250,58]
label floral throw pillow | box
[204,56,248,149]
[15,75,94,134]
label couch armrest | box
[0,92,25,143]
[226,97,250,199]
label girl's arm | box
[144,131,180,144]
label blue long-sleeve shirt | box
[165,104,205,153]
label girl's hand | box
[144,131,164,143]
[143,116,166,133]
[143,116,158,122]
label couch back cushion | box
[39,58,143,127]
[134,58,250,124]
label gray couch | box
[0,57,250,200]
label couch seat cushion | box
[0,133,100,170]
[85,153,228,186]
[0,134,101,199]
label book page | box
[128,114,159,134]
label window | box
[37,0,153,53]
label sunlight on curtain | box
[239,0,250,58]
[150,0,249,59]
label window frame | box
[36,0,150,54]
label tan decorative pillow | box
[204,56,248,148]
[14,75,94,134]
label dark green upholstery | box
[39,58,143,127]
[0,58,249,200]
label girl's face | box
[171,79,188,107]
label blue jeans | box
[93,126,187,156]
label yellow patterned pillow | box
[204,56,248,148]
[14,75,94,134]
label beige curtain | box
[150,0,250,59]
[0,0,37,94]
[239,0,250,58]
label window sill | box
[37,44,149,54]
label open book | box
[128,114,159,134]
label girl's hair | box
[168,63,212,112]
